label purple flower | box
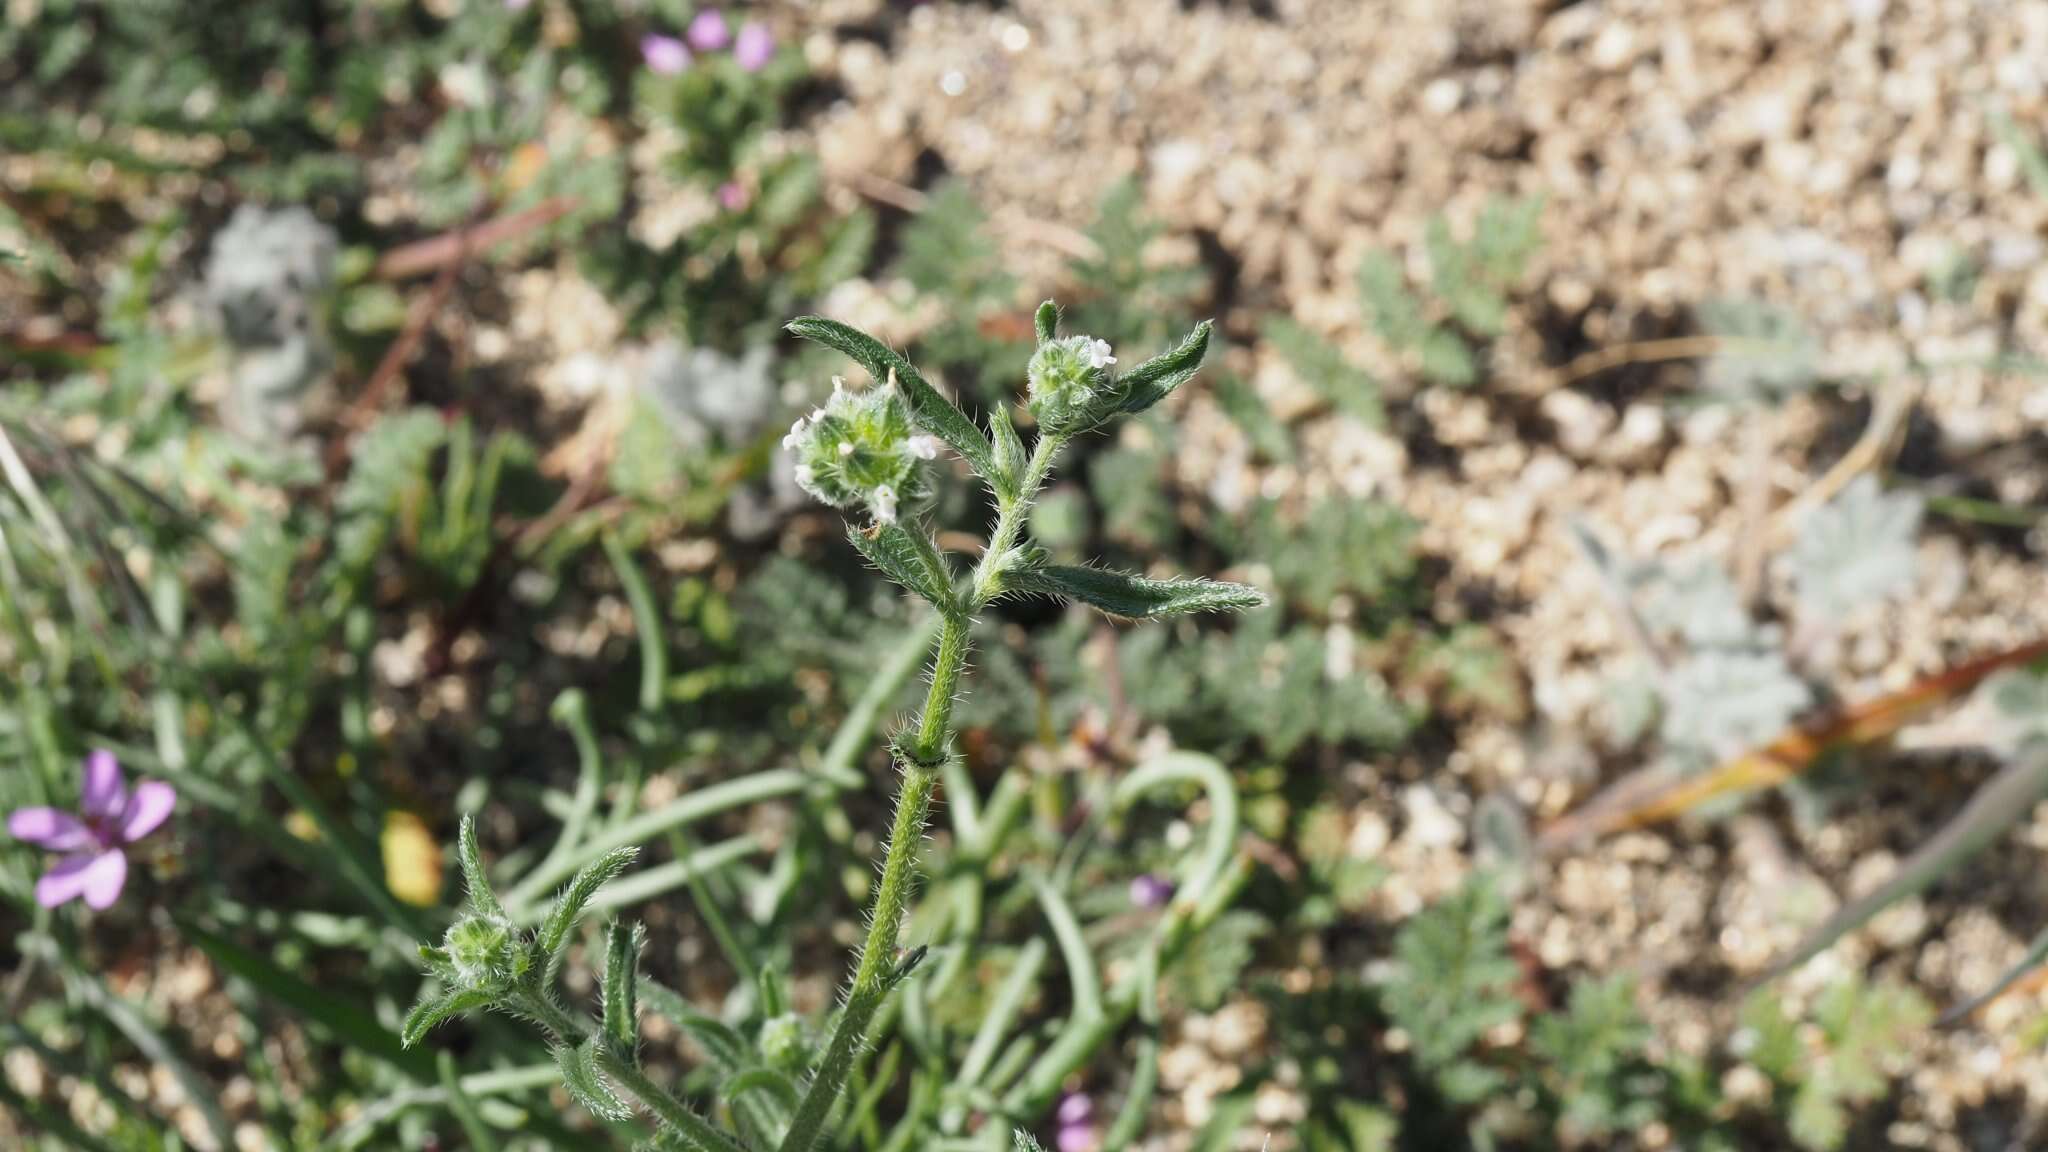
[717,181,751,212]
[7,750,175,910]
[642,33,693,75]
[687,8,731,51]
[1055,1093,1099,1152]
[733,21,775,72]
[1129,873,1175,909]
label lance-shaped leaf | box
[458,815,507,921]
[847,521,957,613]
[1764,744,2048,982]
[402,987,495,1048]
[539,846,639,972]
[1003,563,1266,621]
[988,405,1028,502]
[604,921,645,1050]
[787,316,996,479]
[1113,320,1213,415]
[1034,300,1060,344]
[557,1039,634,1122]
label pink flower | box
[642,33,693,75]
[1055,1093,1099,1152]
[8,750,176,910]
[734,21,775,72]
[687,8,731,51]
[717,181,751,212]
[1128,873,1175,909]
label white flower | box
[871,484,898,523]
[1081,338,1117,369]
[838,440,855,457]
[906,435,940,461]
[782,416,810,451]
[794,464,814,488]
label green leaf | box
[846,520,957,613]
[1262,316,1381,426]
[402,987,496,1049]
[1034,300,1060,344]
[1765,745,2048,981]
[458,814,507,921]
[1003,564,1266,621]
[538,845,640,967]
[556,1039,634,1122]
[1113,319,1213,415]
[989,405,1028,501]
[639,977,750,1069]
[787,315,996,479]
[1418,326,1478,387]
[1358,250,1429,350]
[186,920,433,1076]
[437,1050,502,1152]
[604,921,645,1050]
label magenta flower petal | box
[119,781,176,843]
[36,850,127,909]
[7,807,91,851]
[81,749,126,823]
[687,9,730,51]
[733,21,774,72]
[642,33,692,75]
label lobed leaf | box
[1003,564,1265,621]
[786,315,996,478]
[847,521,957,613]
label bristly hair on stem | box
[397,301,1263,1152]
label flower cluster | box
[1025,335,1117,435]
[642,8,775,76]
[6,750,176,910]
[782,376,941,524]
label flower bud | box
[782,376,937,523]
[1026,336,1117,435]
[757,1012,811,1073]
[444,915,531,992]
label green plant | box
[1359,196,1542,388]
[1739,979,1932,1151]
[399,302,1265,1151]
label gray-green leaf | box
[847,521,957,613]
[556,1039,633,1122]
[1003,564,1266,620]
[1114,320,1213,415]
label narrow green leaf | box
[846,521,957,613]
[604,921,645,1050]
[787,315,996,478]
[557,1040,634,1122]
[1114,320,1213,415]
[1004,564,1266,621]
[539,845,640,966]
[1034,300,1060,344]
[989,405,1028,501]
[1944,922,2048,1025]
[459,814,507,921]
[725,1066,802,1110]
[1767,746,2048,981]
[639,977,750,1069]
[402,987,495,1049]
[438,1051,502,1152]
[185,920,432,1076]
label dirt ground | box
[751,2,2048,1147]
